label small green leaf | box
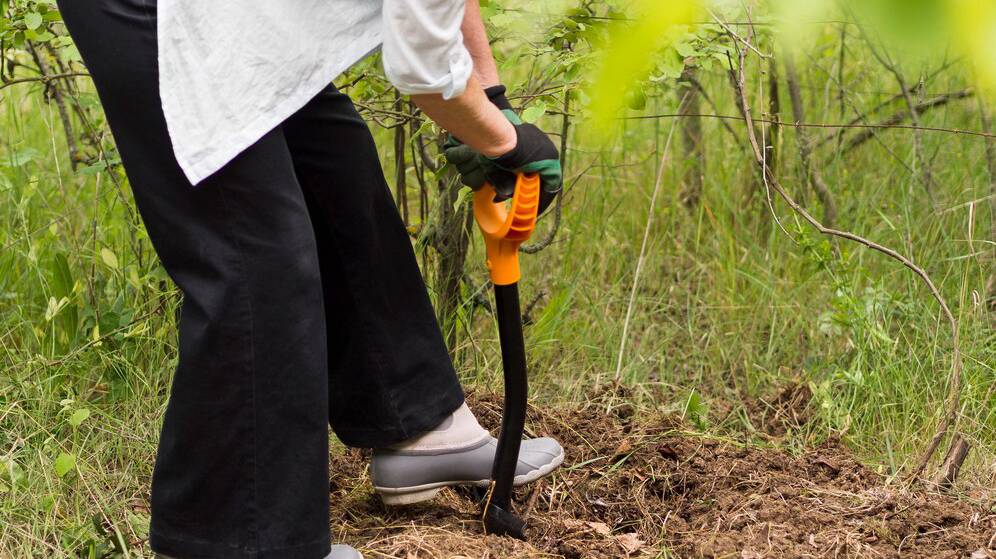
[54,453,75,477]
[50,253,74,298]
[99,248,118,270]
[626,88,647,111]
[25,28,54,42]
[521,104,547,124]
[24,12,43,30]
[78,161,107,175]
[69,408,90,428]
[8,147,39,167]
[453,186,470,212]
[684,391,709,429]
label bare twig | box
[708,7,769,58]
[624,107,987,140]
[0,71,89,91]
[730,40,963,481]
[783,46,837,226]
[837,91,974,155]
[408,102,431,226]
[849,11,933,197]
[814,56,964,150]
[726,46,765,205]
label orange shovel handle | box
[472,174,541,285]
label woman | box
[56,1,565,558]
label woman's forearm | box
[461,0,500,88]
[411,75,515,157]
[406,0,513,157]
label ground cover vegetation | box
[1,0,994,556]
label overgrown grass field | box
[1,2,994,556]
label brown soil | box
[329,392,995,558]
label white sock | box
[389,403,490,452]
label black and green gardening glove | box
[445,85,563,215]
[485,84,521,124]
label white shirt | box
[157,0,472,185]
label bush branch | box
[732,42,963,481]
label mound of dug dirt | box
[329,392,995,558]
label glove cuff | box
[484,85,514,112]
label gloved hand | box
[445,85,562,215]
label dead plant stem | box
[730,40,963,481]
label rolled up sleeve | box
[381,0,473,99]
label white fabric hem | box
[161,34,382,185]
[390,55,472,100]
[157,0,474,185]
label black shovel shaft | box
[484,282,528,536]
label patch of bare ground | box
[329,391,995,558]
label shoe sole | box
[374,447,565,506]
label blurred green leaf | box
[54,453,75,478]
[23,12,42,30]
[625,87,647,111]
[50,253,73,298]
[684,390,710,429]
[69,408,90,428]
[586,0,700,134]
[949,0,996,91]
[521,103,547,123]
[8,147,39,168]
[99,248,118,270]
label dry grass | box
[323,392,996,558]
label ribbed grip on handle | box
[472,174,540,285]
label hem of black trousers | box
[149,530,330,559]
[335,387,465,449]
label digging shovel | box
[472,173,540,539]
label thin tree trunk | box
[838,24,846,121]
[28,42,79,170]
[432,157,472,353]
[766,61,781,173]
[410,103,432,227]
[932,434,970,489]
[393,91,409,224]
[677,68,704,209]
[784,47,837,227]
[979,97,996,308]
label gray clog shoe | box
[158,544,361,559]
[325,545,363,559]
[371,436,564,505]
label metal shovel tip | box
[484,503,527,540]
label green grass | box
[2,29,995,559]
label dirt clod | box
[329,393,994,558]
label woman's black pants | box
[58,2,466,557]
